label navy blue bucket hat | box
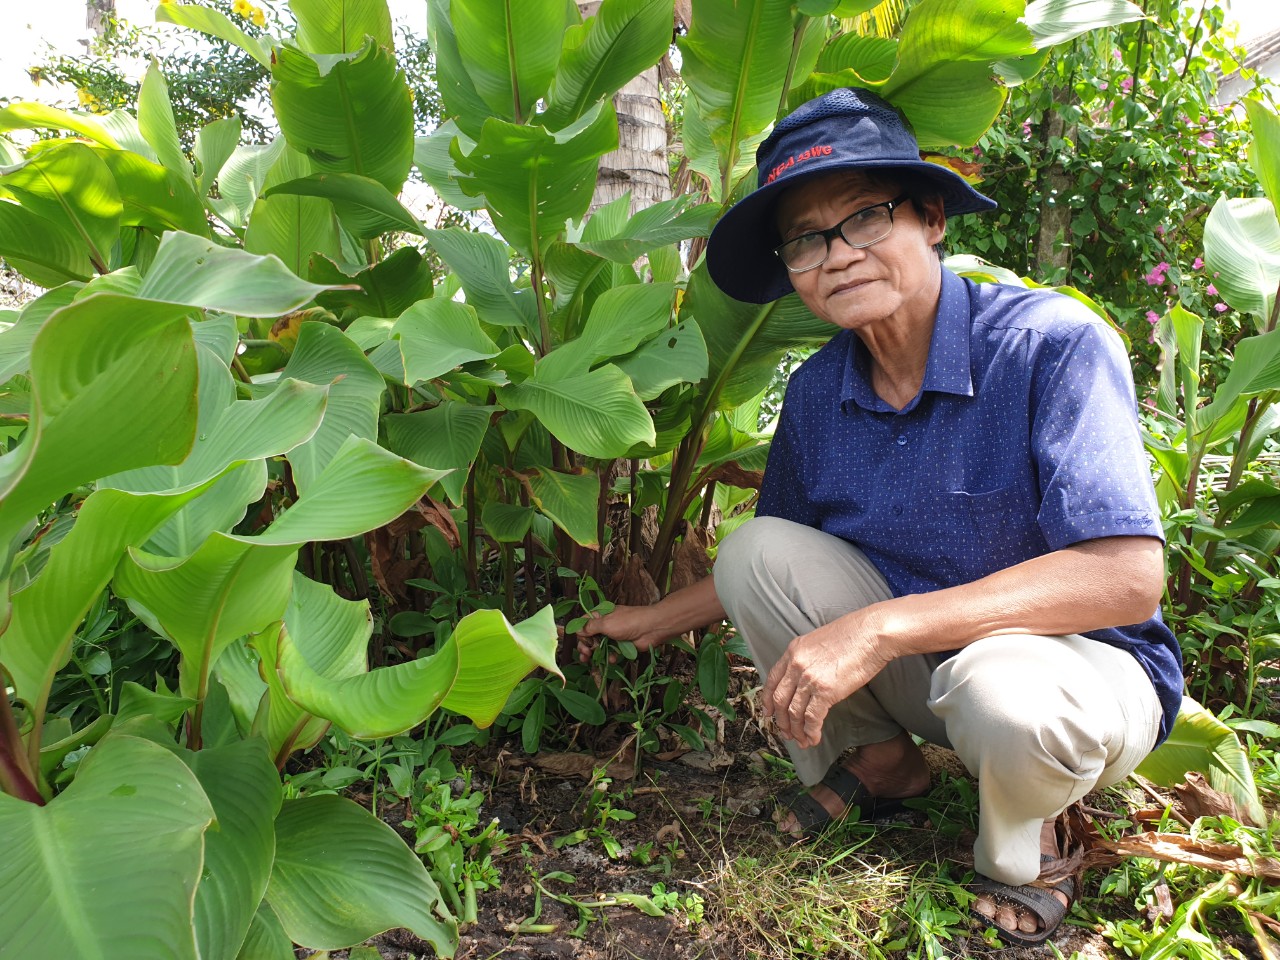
[705,87,997,304]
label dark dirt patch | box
[349,705,1152,960]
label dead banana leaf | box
[1095,832,1280,883]
[1175,772,1252,825]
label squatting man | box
[575,87,1182,946]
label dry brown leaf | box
[531,751,636,781]
[1096,831,1280,882]
[607,553,661,606]
[669,522,712,593]
[1174,772,1251,824]
[700,463,765,493]
[678,741,733,772]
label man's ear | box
[922,197,947,246]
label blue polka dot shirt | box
[757,267,1183,744]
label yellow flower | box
[250,5,265,26]
[232,0,252,17]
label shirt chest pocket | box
[945,484,1041,570]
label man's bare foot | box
[971,820,1072,937]
[775,732,931,836]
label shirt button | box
[896,434,907,446]
[892,504,903,516]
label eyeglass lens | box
[777,197,904,272]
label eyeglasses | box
[774,194,912,273]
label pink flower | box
[1146,310,1161,325]
[1155,225,1166,236]
[1144,262,1170,285]
[1199,130,1215,146]
[1113,49,1124,62]
[1099,81,1109,91]
[1192,257,1203,269]
[1206,283,1218,296]
[1022,120,1033,137]
[1120,77,1133,94]
[1214,302,1229,313]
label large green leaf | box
[267,795,456,953]
[139,63,195,189]
[115,437,443,709]
[0,299,198,555]
[1021,0,1147,49]
[788,33,900,110]
[138,230,336,317]
[1203,195,1280,328]
[540,282,676,380]
[684,263,832,410]
[276,322,385,494]
[0,285,79,384]
[1200,328,1280,427]
[879,0,1036,148]
[182,739,283,960]
[0,102,125,149]
[0,486,209,746]
[0,736,215,960]
[156,3,273,67]
[480,500,535,542]
[497,363,655,458]
[452,103,619,257]
[1135,697,1265,827]
[236,905,294,960]
[450,0,568,123]
[393,299,500,384]
[217,140,286,226]
[1246,99,1280,216]
[97,148,210,236]
[541,0,674,130]
[615,319,709,400]
[195,116,242,198]
[245,145,341,277]
[273,604,561,736]
[312,248,435,320]
[104,345,327,556]
[292,0,393,54]
[678,0,794,191]
[527,467,600,547]
[0,202,94,287]
[426,0,494,140]
[424,227,539,332]
[383,402,495,471]
[574,195,718,263]
[0,141,122,274]
[265,172,425,239]
[271,42,414,194]
[413,121,486,211]
[253,573,372,759]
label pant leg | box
[928,633,1162,886]
[714,516,949,785]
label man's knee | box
[930,636,1112,777]
[716,516,804,599]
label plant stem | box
[465,466,478,591]
[0,682,44,804]
[520,486,538,612]
[776,16,810,121]
[698,480,717,529]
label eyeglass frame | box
[773,193,913,274]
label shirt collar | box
[840,266,974,413]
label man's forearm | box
[870,536,1165,660]
[640,574,726,645]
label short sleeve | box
[1031,321,1163,549]
[758,383,818,527]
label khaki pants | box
[714,516,1162,885]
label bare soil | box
[354,708,1160,960]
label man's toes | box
[994,906,1020,932]
[1017,909,1039,935]
[973,896,996,920]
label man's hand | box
[762,609,892,748]
[575,605,668,663]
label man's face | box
[774,171,946,333]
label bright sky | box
[1,0,1278,110]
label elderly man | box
[578,87,1182,946]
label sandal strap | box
[820,765,874,804]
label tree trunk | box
[86,0,115,38]
[1033,92,1076,282]
[578,1,672,215]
